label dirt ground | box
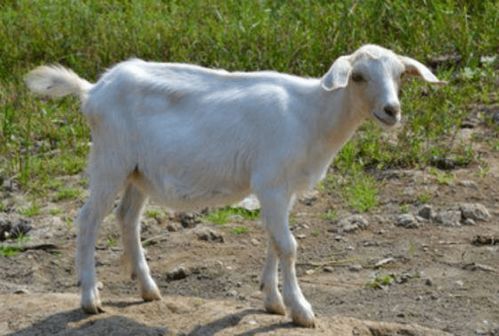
[0,124,498,335]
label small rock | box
[463,218,476,226]
[374,257,395,268]
[305,269,315,275]
[236,195,260,211]
[458,180,478,189]
[194,226,224,243]
[323,266,334,273]
[433,210,462,227]
[226,289,238,297]
[424,278,433,286]
[460,203,490,222]
[175,212,201,228]
[296,233,306,239]
[167,266,190,280]
[166,222,182,232]
[417,205,433,220]
[348,264,363,272]
[395,214,420,228]
[455,280,464,287]
[338,215,369,233]
[300,190,319,206]
[250,238,259,246]
[13,288,30,294]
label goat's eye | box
[351,72,366,83]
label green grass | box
[203,207,260,225]
[367,274,395,289]
[0,245,22,257]
[53,187,81,202]
[19,203,41,217]
[0,1,497,203]
[231,226,250,235]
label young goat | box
[26,45,444,327]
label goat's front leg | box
[260,241,285,315]
[258,190,315,327]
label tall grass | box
[0,0,497,199]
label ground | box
[0,124,498,336]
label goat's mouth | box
[372,111,398,127]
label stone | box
[175,212,201,228]
[166,222,183,232]
[460,203,490,222]
[167,266,190,281]
[235,195,260,211]
[348,264,363,272]
[323,266,334,273]
[417,205,433,220]
[338,215,368,233]
[395,214,420,228]
[463,218,476,226]
[299,190,319,206]
[458,180,478,189]
[194,226,224,243]
[433,210,462,227]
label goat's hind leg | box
[76,173,124,314]
[117,184,161,301]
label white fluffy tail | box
[25,65,93,100]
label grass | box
[203,207,260,225]
[367,274,395,289]
[0,1,497,206]
[53,187,81,202]
[19,203,41,217]
[231,226,250,235]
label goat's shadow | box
[5,306,168,336]
[6,302,299,336]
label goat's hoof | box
[81,297,104,314]
[264,297,286,315]
[290,305,315,328]
[81,287,104,314]
[141,284,162,302]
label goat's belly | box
[131,173,251,211]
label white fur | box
[25,44,443,327]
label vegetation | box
[0,1,497,212]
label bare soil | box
[0,127,498,336]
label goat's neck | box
[316,88,366,154]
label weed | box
[106,235,119,248]
[0,245,22,257]
[19,203,41,217]
[343,171,378,212]
[145,209,163,221]
[203,207,259,225]
[429,167,454,185]
[399,204,410,213]
[416,192,432,204]
[367,274,395,289]
[49,207,62,216]
[322,209,337,222]
[231,226,250,235]
[53,187,81,202]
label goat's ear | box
[399,56,447,85]
[321,56,352,91]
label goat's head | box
[321,45,445,128]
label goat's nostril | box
[384,105,399,118]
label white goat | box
[26,45,443,327]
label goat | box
[25,44,444,327]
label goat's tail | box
[25,65,93,101]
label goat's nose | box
[384,104,400,118]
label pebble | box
[395,214,420,229]
[417,205,433,220]
[166,222,182,232]
[463,218,476,226]
[460,203,490,222]
[338,215,368,233]
[250,238,259,246]
[296,233,307,239]
[433,210,462,227]
[424,278,433,286]
[348,264,363,272]
[167,266,190,280]
[458,180,478,189]
[194,226,224,243]
[374,257,395,268]
[323,266,334,273]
